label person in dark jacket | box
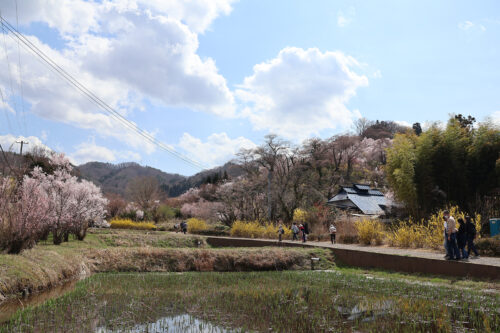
[303,223,309,242]
[299,224,306,243]
[180,220,187,234]
[465,216,480,258]
[457,218,468,260]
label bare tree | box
[126,176,160,211]
[354,117,372,137]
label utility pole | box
[15,140,28,155]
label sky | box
[0,0,499,175]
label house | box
[327,184,388,215]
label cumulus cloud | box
[236,47,368,140]
[178,132,256,167]
[70,141,117,165]
[69,139,143,165]
[0,134,51,153]
[0,0,236,153]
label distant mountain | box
[76,161,244,198]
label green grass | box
[2,270,498,332]
[0,229,334,301]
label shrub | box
[386,220,427,248]
[187,218,209,233]
[475,236,500,257]
[335,218,358,244]
[293,208,308,223]
[230,221,292,240]
[355,218,385,245]
[386,207,481,249]
[110,219,157,230]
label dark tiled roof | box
[328,185,387,215]
[353,184,371,191]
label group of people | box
[443,210,479,260]
[287,222,337,244]
[174,221,188,234]
[290,222,310,242]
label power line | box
[0,9,21,134]
[14,0,27,135]
[0,15,207,171]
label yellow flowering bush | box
[230,221,292,239]
[187,218,208,233]
[387,207,481,249]
[293,208,308,223]
[110,219,157,230]
[355,218,385,245]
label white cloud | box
[178,132,256,167]
[490,111,500,126]
[458,20,486,32]
[0,0,236,153]
[395,120,412,128]
[236,47,369,140]
[337,7,355,28]
[0,134,51,153]
[70,141,117,165]
[69,139,143,165]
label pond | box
[1,271,498,332]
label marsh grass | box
[2,269,498,332]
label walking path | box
[205,236,500,279]
[310,241,500,267]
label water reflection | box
[0,280,77,323]
[96,314,239,333]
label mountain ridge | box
[76,161,244,198]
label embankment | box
[0,238,333,302]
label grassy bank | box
[2,270,499,332]
[0,229,334,301]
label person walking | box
[329,224,337,244]
[180,220,187,234]
[278,224,284,242]
[299,224,306,243]
[465,216,480,258]
[291,222,299,241]
[303,222,309,242]
[444,210,460,260]
[457,218,468,260]
[443,217,451,259]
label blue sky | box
[0,0,499,175]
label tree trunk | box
[53,230,63,245]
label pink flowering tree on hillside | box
[0,171,50,253]
[0,152,107,252]
[68,179,108,240]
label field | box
[0,229,333,302]
[2,270,499,332]
[1,228,499,332]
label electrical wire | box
[14,0,27,135]
[0,9,21,134]
[0,15,207,171]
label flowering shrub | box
[0,153,107,253]
[387,207,481,249]
[293,208,308,223]
[355,218,385,245]
[110,219,157,230]
[230,221,292,239]
[187,218,208,233]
